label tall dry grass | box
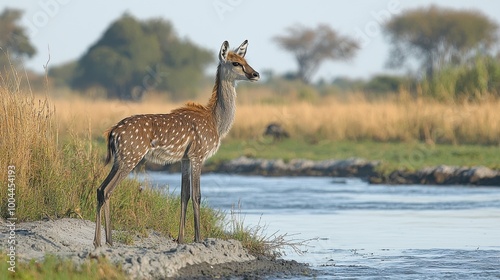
[52,94,179,138]
[50,91,500,146]
[231,95,500,145]
[0,70,106,220]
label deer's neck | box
[207,65,236,138]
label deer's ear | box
[235,40,248,57]
[219,41,229,62]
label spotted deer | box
[93,40,259,248]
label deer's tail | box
[103,128,116,166]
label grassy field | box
[51,90,500,146]
[47,90,500,172]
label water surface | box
[134,172,500,279]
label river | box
[134,172,500,279]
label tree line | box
[58,13,213,100]
[1,6,499,100]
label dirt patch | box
[0,218,311,279]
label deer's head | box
[219,40,260,82]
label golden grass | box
[51,94,179,138]
[0,71,63,218]
[231,96,500,145]
[49,91,500,146]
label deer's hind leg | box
[94,164,117,248]
[94,163,133,248]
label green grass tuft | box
[1,253,128,280]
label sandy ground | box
[0,218,311,279]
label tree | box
[0,8,36,71]
[384,6,498,79]
[72,14,213,100]
[274,24,359,84]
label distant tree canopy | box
[72,14,213,100]
[0,8,36,71]
[384,6,499,79]
[274,24,359,84]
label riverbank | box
[212,156,500,186]
[0,218,312,279]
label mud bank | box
[369,165,500,186]
[215,156,380,177]
[213,156,500,186]
[0,218,312,279]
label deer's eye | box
[232,62,241,67]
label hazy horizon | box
[3,0,500,82]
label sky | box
[2,0,500,81]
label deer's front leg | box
[178,157,191,243]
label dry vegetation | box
[50,88,500,146]
[232,95,500,145]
